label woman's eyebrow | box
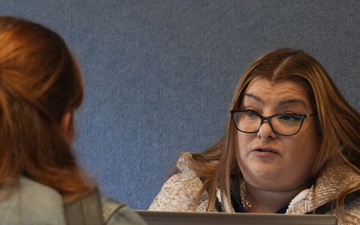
[244,93,308,109]
[277,98,308,109]
[244,93,264,104]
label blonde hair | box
[189,48,360,216]
[0,16,92,200]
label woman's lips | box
[252,147,279,154]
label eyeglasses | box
[230,110,317,136]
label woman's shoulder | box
[176,152,197,175]
[19,177,63,200]
[288,161,360,215]
[101,196,146,225]
[315,161,360,197]
[167,152,202,189]
[148,152,205,211]
[0,177,65,224]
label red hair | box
[0,16,93,201]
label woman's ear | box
[60,112,74,144]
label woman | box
[0,16,146,225]
[149,48,360,224]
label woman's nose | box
[257,121,277,140]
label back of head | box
[0,16,91,198]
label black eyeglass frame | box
[230,109,317,136]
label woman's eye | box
[245,110,258,117]
[278,114,301,123]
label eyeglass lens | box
[233,111,303,135]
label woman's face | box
[236,77,320,192]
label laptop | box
[136,211,337,225]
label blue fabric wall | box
[1,1,359,209]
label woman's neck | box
[241,180,310,213]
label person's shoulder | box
[148,152,205,211]
[0,177,65,224]
[317,161,360,192]
[167,152,203,192]
[19,177,63,201]
[313,161,360,210]
[101,196,146,225]
[176,152,196,175]
[19,177,65,223]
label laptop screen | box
[136,211,337,225]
